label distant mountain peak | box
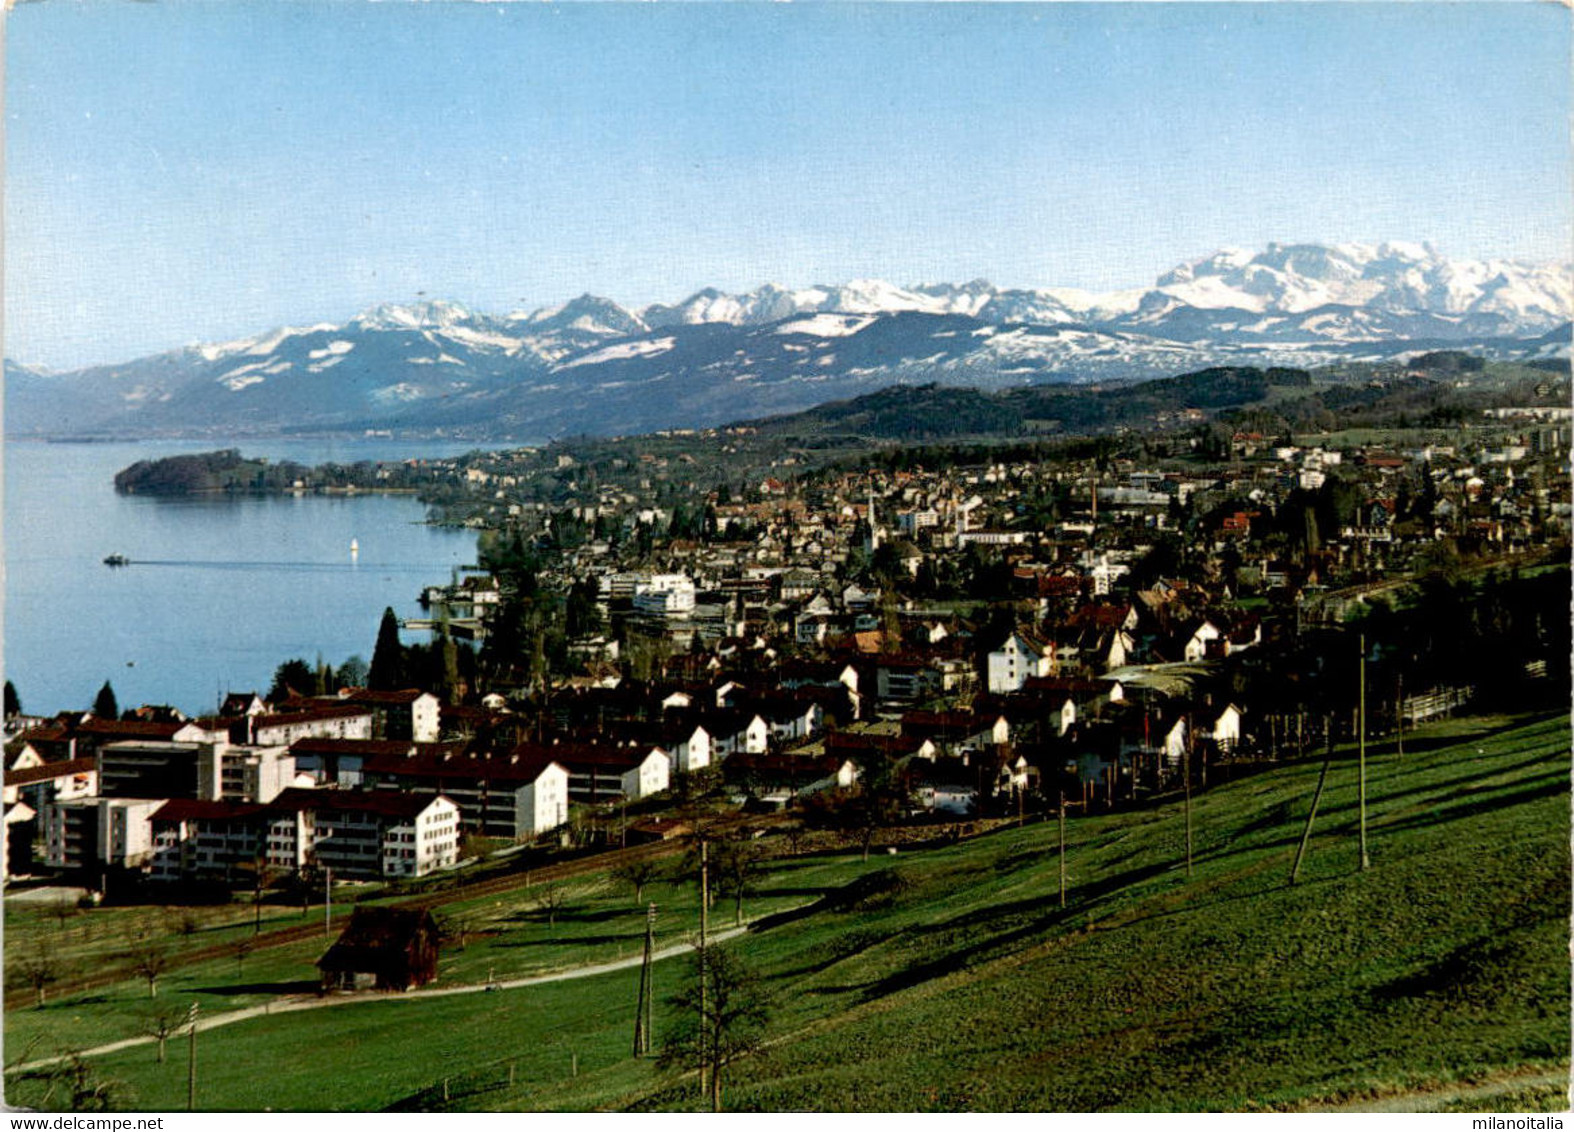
[515,294,647,337]
[350,299,478,332]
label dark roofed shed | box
[318,907,439,992]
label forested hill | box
[744,356,1567,443]
[113,450,276,494]
[112,449,432,495]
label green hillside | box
[8,713,1568,1112]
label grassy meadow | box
[5,711,1568,1111]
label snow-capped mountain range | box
[8,243,1569,440]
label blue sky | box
[6,2,1569,369]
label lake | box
[4,438,483,717]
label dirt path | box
[6,837,697,1009]
[1307,1067,1570,1113]
[9,922,757,1075]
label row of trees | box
[267,655,369,702]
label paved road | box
[9,922,756,1075]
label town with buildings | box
[6,0,1570,1111]
[7,367,1569,899]
[3,358,1569,1113]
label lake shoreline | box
[6,438,480,716]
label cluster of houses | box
[439,403,1569,624]
[392,415,1572,728]
[3,691,466,889]
[6,399,1564,898]
[3,685,683,888]
[5,589,1254,895]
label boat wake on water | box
[115,559,444,572]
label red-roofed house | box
[265,789,460,879]
[4,756,97,809]
[8,726,77,768]
[149,799,270,882]
[74,718,211,761]
[361,746,569,840]
[292,739,459,789]
[532,743,668,803]
[220,693,268,719]
[251,706,373,747]
[987,629,1056,694]
[900,710,1010,752]
[723,752,857,803]
[344,689,442,743]
[824,731,937,764]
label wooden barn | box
[318,907,439,991]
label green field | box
[6,712,1568,1112]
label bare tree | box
[230,936,254,977]
[131,942,169,998]
[248,857,277,934]
[144,1005,185,1064]
[532,881,568,930]
[18,946,58,1008]
[438,911,477,951]
[659,944,772,1112]
[802,780,907,863]
[613,858,661,905]
[286,866,321,916]
[712,839,761,927]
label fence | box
[1399,684,1475,726]
[386,1056,522,1111]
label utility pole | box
[699,839,709,948]
[186,1002,199,1111]
[633,903,656,1057]
[1395,671,1404,759]
[1289,733,1335,885]
[1183,721,1194,878]
[1057,790,1067,909]
[316,830,335,939]
[698,838,709,1098]
[1359,633,1370,872]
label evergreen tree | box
[313,653,333,696]
[565,579,604,638]
[440,615,461,699]
[368,607,406,691]
[3,680,19,718]
[268,659,314,703]
[93,681,119,720]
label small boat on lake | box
[103,554,130,567]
